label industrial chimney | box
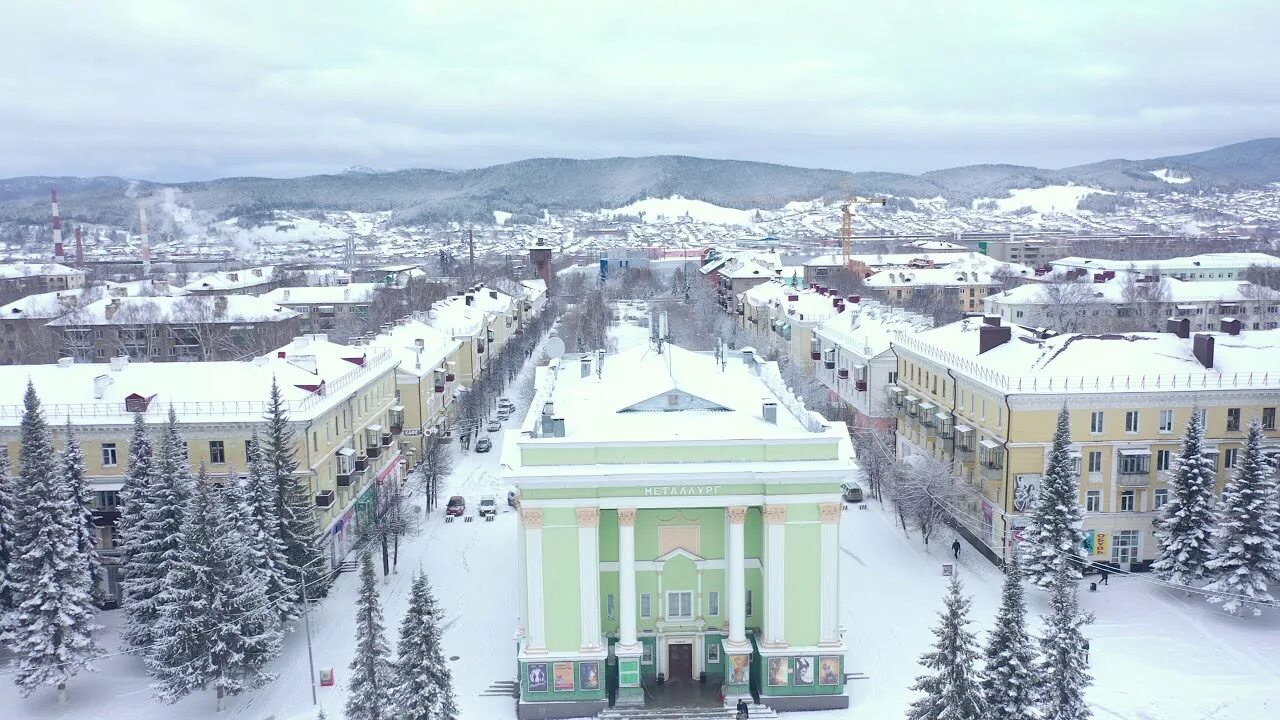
[51,189,65,261]
[74,226,84,266]
[138,204,152,277]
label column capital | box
[726,505,748,524]
[762,505,788,525]
[576,507,600,528]
[819,502,842,523]
[521,508,544,529]
[618,507,637,527]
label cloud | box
[1,0,1278,180]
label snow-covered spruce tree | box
[117,412,155,648]
[0,448,15,617]
[1204,419,1280,615]
[393,570,458,720]
[61,419,103,607]
[4,382,101,701]
[1038,572,1093,720]
[980,551,1038,720]
[906,574,985,720]
[148,465,281,708]
[346,549,395,720]
[1152,409,1217,586]
[241,430,294,624]
[1024,406,1086,588]
[265,377,327,606]
[123,406,192,650]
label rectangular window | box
[607,594,616,620]
[1125,411,1140,433]
[1226,408,1241,432]
[1159,410,1174,433]
[209,440,225,464]
[1157,450,1171,471]
[245,439,253,458]
[1120,490,1135,512]
[708,591,720,617]
[1086,491,1101,512]
[1119,453,1149,474]
[1264,407,1276,431]
[745,590,753,616]
[666,591,693,620]
[1087,451,1103,473]
[1224,448,1239,468]
[1112,529,1140,563]
[640,593,651,619]
[1090,411,1104,434]
[888,371,898,385]
[101,442,118,467]
[94,490,120,508]
[1154,489,1169,510]
[707,644,721,664]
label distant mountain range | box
[1,138,1277,227]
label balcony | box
[980,462,1004,483]
[1115,472,1151,488]
[381,432,393,447]
[355,454,368,472]
[366,444,382,459]
[837,368,849,380]
[337,470,354,488]
[315,490,335,508]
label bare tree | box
[890,453,965,547]
[1032,278,1104,333]
[1115,264,1171,332]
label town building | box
[863,254,1032,314]
[365,318,464,456]
[182,265,280,295]
[700,251,787,311]
[521,279,549,321]
[984,274,1280,333]
[428,285,518,385]
[977,237,1067,266]
[0,334,404,604]
[259,283,382,337]
[1049,252,1280,282]
[890,316,1280,569]
[504,343,854,718]
[801,251,977,288]
[811,301,933,432]
[738,281,846,373]
[46,294,301,362]
[0,262,86,300]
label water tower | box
[527,237,555,296]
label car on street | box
[497,409,511,421]
[487,419,502,432]
[479,496,498,517]
[475,437,493,453]
[445,496,466,516]
[842,483,864,503]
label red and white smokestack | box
[74,226,85,266]
[139,204,152,277]
[51,189,65,261]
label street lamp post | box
[299,555,325,706]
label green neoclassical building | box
[503,343,855,719]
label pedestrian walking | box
[952,539,961,559]
[736,698,750,719]
[1083,638,1091,664]
[1099,566,1110,585]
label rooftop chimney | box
[580,355,592,378]
[57,357,74,368]
[596,349,605,378]
[1166,317,1190,339]
[1193,333,1215,369]
[104,298,122,320]
[551,416,566,437]
[109,355,128,372]
[1219,318,1242,336]
[465,294,474,306]
[489,290,498,300]
[979,323,1012,354]
[762,400,778,424]
[93,374,112,399]
[982,315,1001,327]
[847,295,861,304]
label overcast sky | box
[2,1,1277,181]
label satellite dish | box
[545,337,565,359]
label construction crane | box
[840,180,887,269]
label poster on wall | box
[527,663,548,692]
[793,656,815,686]
[553,662,575,692]
[728,654,750,685]
[580,661,600,690]
[1082,530,1096,555]
[819,656,841,686]
[768,657,789,686]
[1095,532,1109,557]
[1013,474,1042,512]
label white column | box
[617,508,639,651]
[522,509,546,653]
[763,504,787,646]
[577,508,602,650]
[726,505,748,649]
[819,502,842,646]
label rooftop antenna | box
[51,189,65,261]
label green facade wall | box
[519,440,839,466]
[542,508,581,652]
[784,520,822,646]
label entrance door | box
[668,643,693,681]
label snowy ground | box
[5,321,1278,720]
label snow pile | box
[218,215,350,245]
[600,195,757,225]
[493,210,513,226]
[1150,168,1192,184]
[975,185,1112,214]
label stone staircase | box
[599,703,778,720]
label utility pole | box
[300,558,319,706]
[468,226,475,279]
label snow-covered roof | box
[0,262,84,279]
[522,344,844,444]
[742,281,845,323]
[0,280,188,320]
[429,294,495,338]
[864,255,1032,287]
[365,319,462,379]
[987,276,1280,306]
[520,279,548,299]
[0,335,397,426]
[905,240,968,251]
[816,301,934,359]
[1051,252,1280,273]
[805,251,988,268]
[46,295,299,326]
[259,283,380,305]
[182,265,276,292]
[894,318,1280,393]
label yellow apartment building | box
[890,316,1280,569]
[738,281,851,373]
[366,318,465,457]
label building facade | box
[1049,252,1280,282]
[0,262,86,300]
[890,317,1280,569]
[182,265,280,295]
[504,344,853,719]
[366,318,464,456]
[259,283,381,337]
